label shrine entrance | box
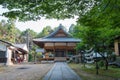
[55,50,65,57]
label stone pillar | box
[114,40,119,56]
[5,46,13,66]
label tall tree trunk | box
[98,53,108,70]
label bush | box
[29,53,33,62]
[98,60,104,67]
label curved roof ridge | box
[44,24,72,38]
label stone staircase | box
[54,57,66,62]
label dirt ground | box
[0,63,53,80]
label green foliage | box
[0,0,120,23]
[74,25,100,49]
[36,52,42,59]
[74,23,120,54]
[21,29,37,38]
[0,19,21,43]
[69,63,120,80]
[0,0,120,57]
[0,0,99,21]
[18,29,37,43]
[73,0,120,52]
[28,53,33,62]
[68,24,75,34]
[98,60,105,67]
[28,45,38,62]
[37,26,53,37]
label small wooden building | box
[0,39,28,65]
[14,44,29,63]
[0,40,8,63]
[33,24,81,61]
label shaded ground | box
[69,63,120,80]
[0,63,53,80]
[43,62,81,80]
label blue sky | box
[0,5,77,33]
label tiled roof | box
[14,44,28,52]
[33,24,81,43]
[33,38,81,42]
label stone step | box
[54,57,66,62]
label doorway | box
[55,50,65,57]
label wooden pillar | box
[53,42,55,57]
[114,40,119,56]
[66,42,68,57]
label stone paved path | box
[43,62,81,80]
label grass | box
[69,63,120,80]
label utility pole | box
[26,30,29,62]
[26,30,29,52]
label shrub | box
[98,60,104,67]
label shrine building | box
[33,24,81,61]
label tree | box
[0,0,119,28]
[19,29,37,43]
[73,24,120,71]
[69,0,120,72]
[68,24,75,34]
[0,19,20,43]
[37,26,53,37]
[0,0,106,21]
[75,0,120,60]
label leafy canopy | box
[0,0,98,21]
[73,0,120,53]
[0,19,21,43]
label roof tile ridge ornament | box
[58,24,72,37]
[58,23,67,31]
[59,23,63,28]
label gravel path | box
[0,63,53,80]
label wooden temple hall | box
[33,24,81,61]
